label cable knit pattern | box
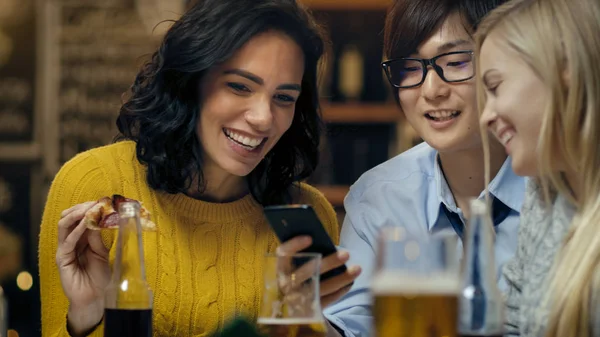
[236,218,259,318]
[502,179,600,337]
[38,141,340,337]
[191,223,220,336]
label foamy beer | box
[373,226,460,337]
[258,252,326,337]
[373,272,459,337]
[257,318,327,337]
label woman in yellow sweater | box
[38,0,361,336]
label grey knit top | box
[503,179,599,337]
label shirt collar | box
[434,154,457,210]
[428,154,526,232]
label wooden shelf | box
[0,143,41,161]
[302,0,391,10]
[321,103,400,123]
[315,185,349,207]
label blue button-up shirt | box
[324,142,526,337]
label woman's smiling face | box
[196,30,305,178]
[479,29,548,176]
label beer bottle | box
[0,285,7,337]
[458,199,504,337]
[104,201,153,337]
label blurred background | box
[0,0,422,335]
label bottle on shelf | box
[338,43,364,101]
[104,201,153,337]
[458,198,505,337]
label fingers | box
[58,202,96,245]
[277,257,320,294]
[320,251,350,276]
[276,236,312,255]
[57,201,97,264]
[275,236,313,278]
[60,203,83,219]
[321,283,353,309]
[290,250,348,286]
[59,200,96,222]
[60,219,90,257]
[320,265,361,297]
[275,239,361,305]
[87,230,109,257]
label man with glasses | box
[321,1,525,337]
[381,50,475,89]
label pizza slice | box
[83,194,157,231]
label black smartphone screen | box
[263,204,347,281]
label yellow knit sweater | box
[38,141,340,337]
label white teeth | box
[500,132,513,145]
[427,110,459,119]
[224,129,264,148]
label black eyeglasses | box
[381,50,475,88]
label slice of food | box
[83,194,156,231]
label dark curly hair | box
[115,0,326,205]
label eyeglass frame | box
[381,50,475,89]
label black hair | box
[115,0,326,205]
[384,0,508,60]
[382,0,507,105]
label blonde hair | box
[475,0,600,336]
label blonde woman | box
[476,0,600,336]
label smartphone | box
[263,204,348,282]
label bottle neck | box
[106,212,152,310]
[462,210,497,286]
[114,216,147,283]
[459,201,505,335]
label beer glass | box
[257,252,326,337]
[373,226,460,337]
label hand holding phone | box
[263,204,348,282]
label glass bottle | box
[338,43,364,101]
[458,198,505,337]
[104,201,153,337]
[0,285,6,337]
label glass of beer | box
[257,252,326,337]
[373,226,460,337]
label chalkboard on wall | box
[0,0,36,143]
[57,1,152,162]
[56,0,184,163]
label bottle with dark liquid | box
[104,201,153,337]
[458,199,504,337]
